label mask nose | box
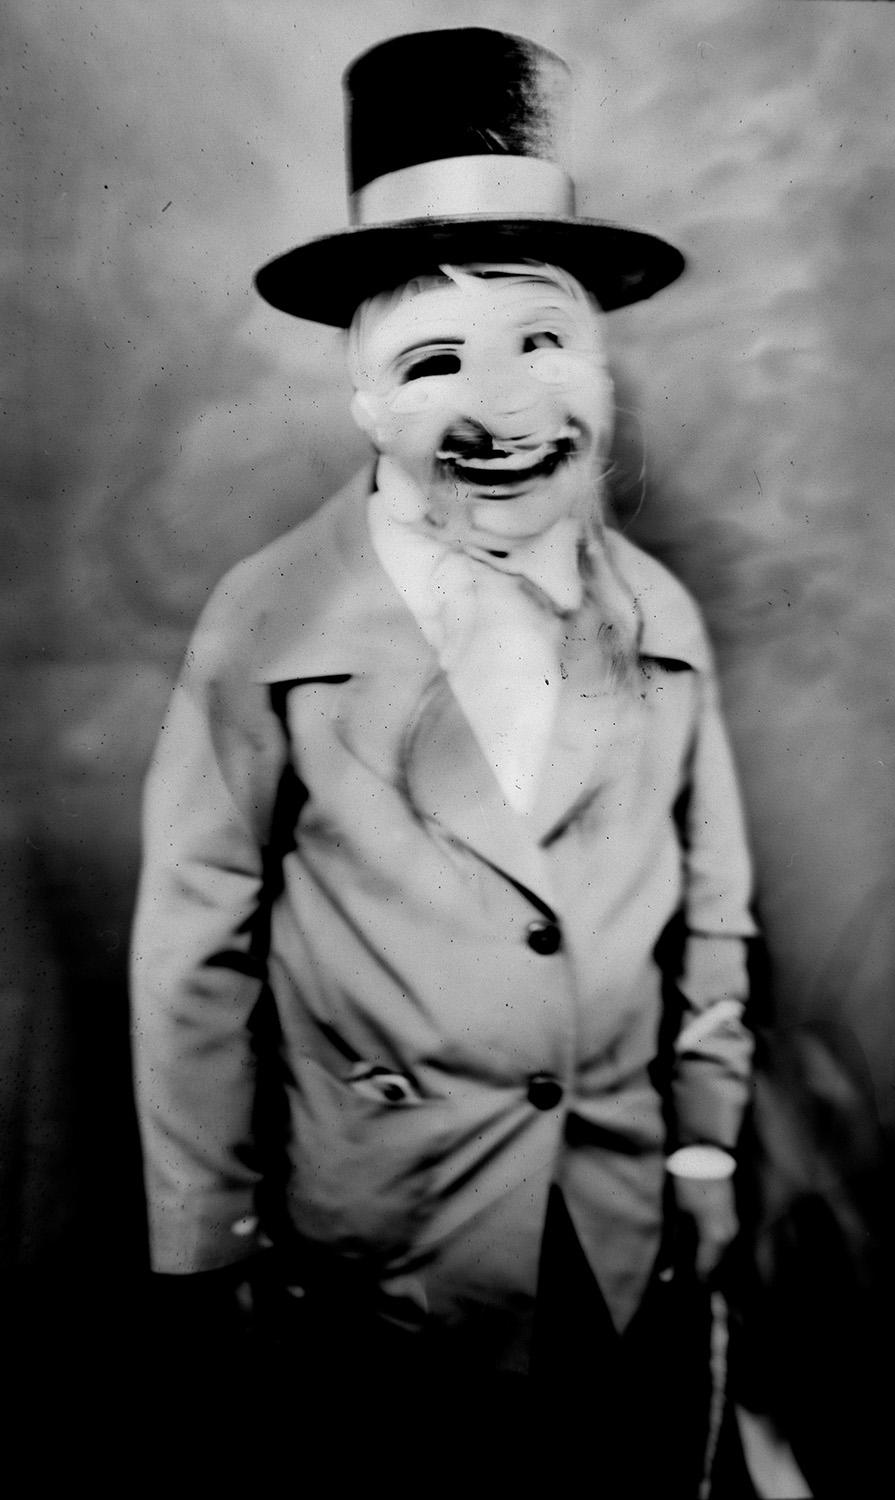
[470,361,547,443]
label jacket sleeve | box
[670,654,757,1153]
[130,572,294,1273]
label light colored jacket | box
[131,467,755,1370]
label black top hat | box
[254,28,685,326]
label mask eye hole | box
[522,330,563,353]
[401,351,462,382]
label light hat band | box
[350,155,576,226]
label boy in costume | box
[132,28,755,1490]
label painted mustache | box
[436,421,580,487]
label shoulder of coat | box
[186,467,373,675]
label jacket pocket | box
[283,1053,441,1262]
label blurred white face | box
[349,265,614,539]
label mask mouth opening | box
[436,422,581,490]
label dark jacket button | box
[526,919,562,955]
[527,1073,564,1110]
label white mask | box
[348,263,614,541]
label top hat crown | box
[254,28,685,326]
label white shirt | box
[367,474,584,813]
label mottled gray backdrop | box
[4,0,894,1480]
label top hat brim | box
[254,216,686,327]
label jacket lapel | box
[252,469,555,904]
[528,529,712,845]
[529,600,636,843]
[401,674,557,904]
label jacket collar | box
[606,528,711,672]
[248,470,706,895]
[251,468,709,683]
